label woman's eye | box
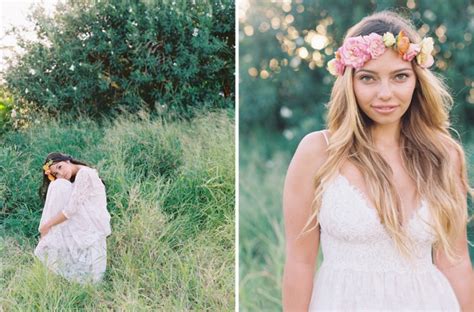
[395,73,409,81]
[359,75,374,82]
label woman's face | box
[353,48,417,127]
[49,161,74,180]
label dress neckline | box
[333,173,426,227]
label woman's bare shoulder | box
[438,133,464,171]
[290,130,330,173]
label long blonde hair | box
[307,11,472,260]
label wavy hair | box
[306,11,472,260]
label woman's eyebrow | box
[356,68,413,74]
[390,68,413,73]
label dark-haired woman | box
[34,152,111,284]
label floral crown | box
[43,159,56,182]
[327,31,435,76]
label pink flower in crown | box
[334,59,345,75]
[402,43,420,61]
[338,36,370,69]
[363,33,386,58]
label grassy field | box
[1,111,235,311]
[239,130,474,311]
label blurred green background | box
[239,0,474,310]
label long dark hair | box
[38,152,90,201]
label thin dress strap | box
[322,130,329,146]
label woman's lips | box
[372,105,398,114]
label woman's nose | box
[377,81,393,101]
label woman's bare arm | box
[434,144,474,311]
[39,211,68,238]
[282,131,329,311]
[435,228,474,311]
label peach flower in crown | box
[326,31,435,76]
[416,37,435,68]
[43,159,56,182]
[327,51,345,76]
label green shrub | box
[0,87,15,135]
[4,0,235,119]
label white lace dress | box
[34,167,111,284]
[308,174,460,311]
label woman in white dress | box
[34,152,111,284]
[282,11,474,311]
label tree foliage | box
[4,0,235,119]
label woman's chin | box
[368,115,403,126]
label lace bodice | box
[309,130,459,310]
[318,174,436,273]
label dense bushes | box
[0,88,15,135]
[4,0,234,120]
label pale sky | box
[0,0,60,74]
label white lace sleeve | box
[62,169,91,218]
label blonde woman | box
[283,11,474,311]
[35,152,111,284]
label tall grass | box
[239,134,289,311]
[239,130,474,311]
[0,111,234,311]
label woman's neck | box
[71,164,83,179]
[371,122,401,151]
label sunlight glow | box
[311,34,328,50]
[0,0,60,73]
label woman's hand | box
[39,223,51,239]
[38,211,68,239]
